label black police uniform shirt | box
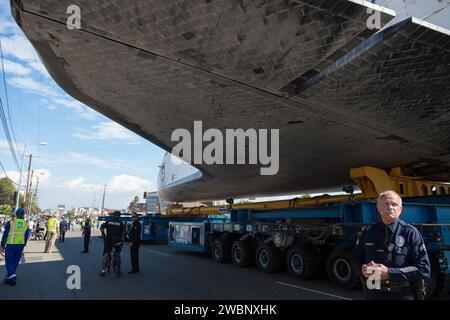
[352,219,430,283]
[128,220,141,243]
[101,220,124,243]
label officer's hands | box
[377,264,389,280]
[362,261,389,280]
[362,261,375,278]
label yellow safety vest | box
[47,218,58,233]
[6,219,27,245]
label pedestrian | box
[0,208,31,285]
[45,215,59,253]
[127,212,141,274]
[28,217,34,231]
[352,190,431,300]
[59,218,68,243]
[81,218,91,253]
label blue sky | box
[0,2,165,210]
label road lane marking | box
[147,249,171,257]
[276,281,353,300]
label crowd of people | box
[0,208,141,286]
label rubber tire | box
[326,250,359,289]
[231,240,254,267]
[255,242,283,273]
[212,238,231,263]
[286,246,320,280]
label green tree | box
[132,196,139,204]
[68,208,76,217]
[30,202,40,215]
[0,177,16,206]
[0,204,13,216]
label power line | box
[0,160,18,185]
[0,38,21,171]
[0,96,20,171]
[0,39,20,155]
[9,18,26,143]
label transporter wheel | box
[326,250,359,289]
[255,243,283,273]
[286,246,320,280]
[231,240,254,267]
[211,238,231,263]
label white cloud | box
[0,139,9,149]
[1,58,31,75]
[0,169,50,190]
[1,34,51,78]
[60,177,97,193]
[53,98,97,120]
[1,34,38,63]
[0,139,25,157]
[45,104,58,110]
[7,76,59,96]
[72,122,140,144]
[42,151,149,173]
[28,60,51,78]
[107,175,153,193]
[0,16,10,34]
[59,174,153,195]
[32,169,51,184]
[64,152,113,169]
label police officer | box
[81,217,92,253]
[127,212,141,274]
[0,208,31,286]
[100,211,125,277]
[352,190,431,300]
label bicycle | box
[30,228,45,240]
[107,242,123,278]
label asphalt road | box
[0,229,365,300]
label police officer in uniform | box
[127,212,141,274]
[99,211,125,277]
[0,208,31,285]
[352,190,430,300]
[81,217,92,253]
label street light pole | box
[101,184,106,214]
[14,144,26,214]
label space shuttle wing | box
[11,0,450,202]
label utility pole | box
[27,170,34,216]
[32,175,40,208]
[92,183,98,209]
[101,184,106,215]
[24,154,33,215]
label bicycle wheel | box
[114,252,121,278]
[107,253,112,273]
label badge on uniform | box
[387,243,395,252]
[395,235,405,247]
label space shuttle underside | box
[11,0,450,201]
